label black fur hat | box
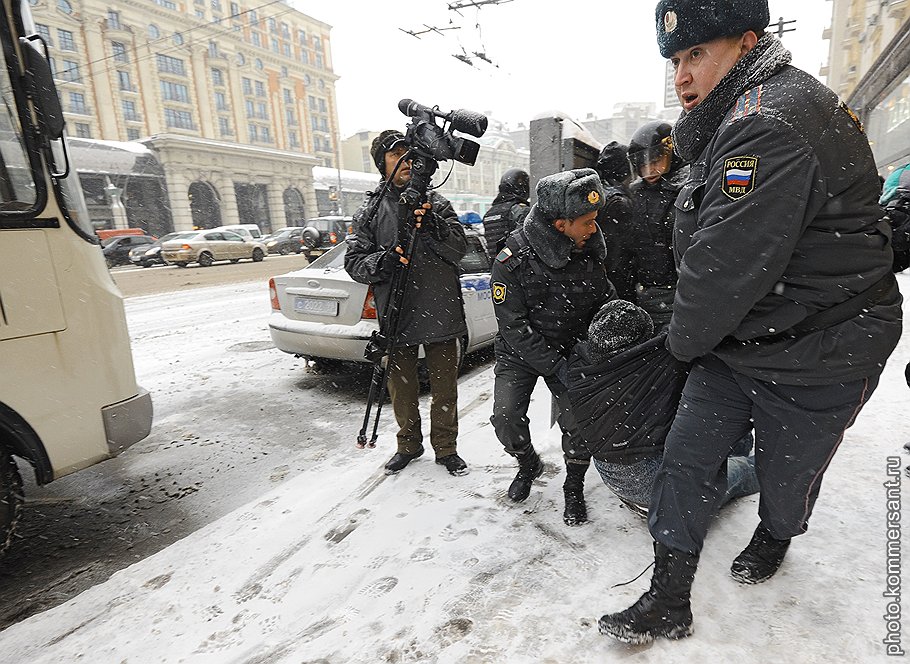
[655,0,770,58]
[536,168,605,221]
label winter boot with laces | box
[562,462,589,525]
[598,542,698,644]
[730,523,791,584]
[508,449,544,502]
[435,453,469,476]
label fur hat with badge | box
[535,168,605,221]
[370,129,407,177]
[587,300,655,364]
[655,0,771,58]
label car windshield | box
[306,218,348,232]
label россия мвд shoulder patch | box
[721,156,759,200]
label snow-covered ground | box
[1,276,908,663]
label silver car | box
[161,229,267,267]
[268,229,497,363]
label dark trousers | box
[386,339,459,458]
[649,355,878,554]
[490,355,591,465]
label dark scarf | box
[522,206,607,269]
[672,35,792,163]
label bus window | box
[0,44,37,211]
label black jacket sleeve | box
[423,195,467,266]
[344,196,396,285]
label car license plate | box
[294,297,338,316]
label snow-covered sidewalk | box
[2,278,909,663]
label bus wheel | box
[0,449,23,556]
[198,252,214,267]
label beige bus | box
[0,0,152,552]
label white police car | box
[268,227,496,364]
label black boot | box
[563,462,588,525]
[730,523,791,584]
[508,449,544,502]
[384,447,424,475]
[598,542,698,644]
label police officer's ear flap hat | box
[655,0,770,58]
[370,129,407,177]
[536,168,605,221]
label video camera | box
[398,98,488,167]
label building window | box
[280,23,290,39]
[299,50,308,65]
[248,123,258,141]
[251,32,261,47]
[208,41,220,58]
[254,80,265,97]
[313,36,321,50]
[156,54,186,75]
[107,10,121,29]
[211,0,221,10]
[156,0,177,8]
[315,53,323,69]
[280,66,288,77]
[195,10,204,19]
[289,131,298,148]
[57,29,75,51]
[261,126,271,142]
[212,68,224,86]
[256,101,268,120]
[112,41,128,63]
[313,135,321,151]
[318,98,327,113]
[122,100,139,121]
[173,32,184,46]
[149,24,160,40]
[215,92,228,111]
[230,2,239,16]
[57,0,72,14]
[304,74,311,86]
[35,24,52,46]
[255,58,263,70]
[267,17,276,33]
[271,38,279,53]
[219,116,232,136]
[285,108,296,126]
[298,30,307,45]
[283,88,292,104]
[74,122,91,138]
[164,108,195,129]
[248,9,258,25]
[160,80,190,103]
[69,92,87,114]
[60,60,81,83]
[242,78,252,95]
[245,99,254,117]
[127,128,141,140]
[308,95,316,110]
[117,70,133,91]
[310,116,318,131]
[282,43,291,57]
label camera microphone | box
[398,99,488,138]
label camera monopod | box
[355,151,438,449]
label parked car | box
[128,231,197,267]
[102,234,156,268]
[217,224,264,241]
[300,216,353,261]
[264,227,306,255]
[160,229,267,267]
[268,228,496,364]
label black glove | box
[553,358,569,387]
[378,248,400,274]
[420,210,450,241]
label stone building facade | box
[31,0,339,232]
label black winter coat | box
[670,65,902,385]
[597,185,637,301]
[491,206,615,376]
[344,183,467,346]
[483,195,529,262]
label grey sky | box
[291,0,832,138]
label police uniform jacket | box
[670,65,902,385]
[491,206,615,376]
[483,195,529,262]
[630,164,688,289]
[597,184,638,301]
[344,183,468,346]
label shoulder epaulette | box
[728,85,764,124]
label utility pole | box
[774,16,797,39]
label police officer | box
[593,142,638,302]
[490,168,615,526]
[599,0,902,644]
[627,121,689,331]
[483,168,530,262]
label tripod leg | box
[369,365,392,448]
[357,364,384,448]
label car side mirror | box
[19,36,65,140]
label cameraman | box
[345,130,469,476]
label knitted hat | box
[587,300,655,364]
[595,142,632,184]
[536,168,605,221]
[655,0,770,58]
[370,129,407,176]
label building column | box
[268,183,287,231]
[191,46,215,138]
[82,24,119,139]
[164,170,193,231]
[217,176,241,226]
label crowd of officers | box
[344,0,904,646]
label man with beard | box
[598,0,902,645]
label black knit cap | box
[370,129,407,176]
[655,0,770,58]
[595,142,632,184]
